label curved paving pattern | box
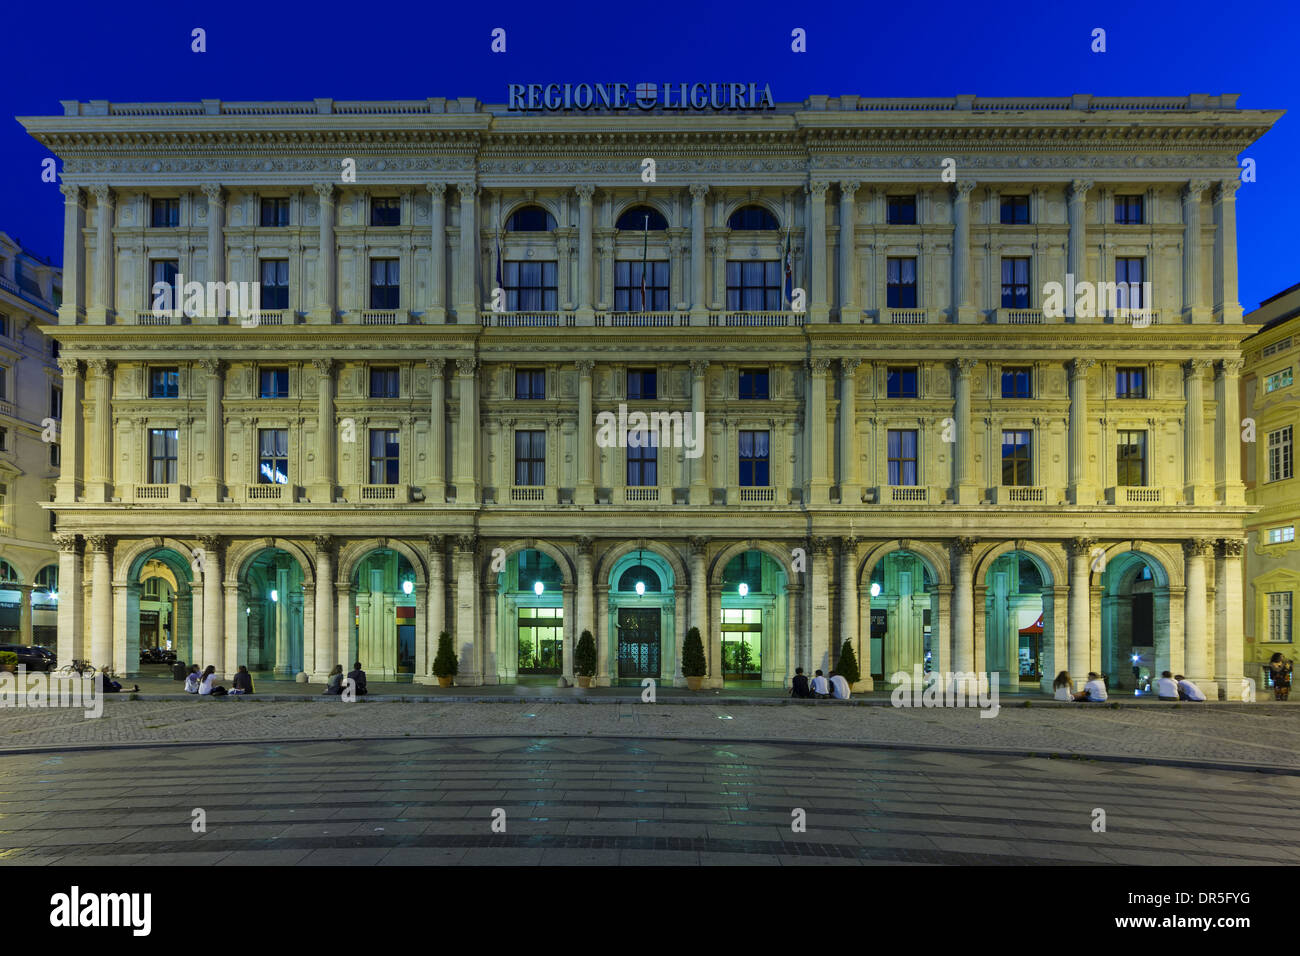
[1,738,1297,866]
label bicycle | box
[58,659,96,678]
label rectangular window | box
[738,430,770,487]
[1266,368,1293,393]
[887,367,918,398]
[258,428,288,484]
[369,367,400,399]
[369,258,400,310]
[260,198,290,227]
[627,368,657,401]
[150,259,179,308]
[725,260,782,311]
[627,435,658,487]
[1262,338,1292,358]
[1268,592,1293,643]
[259,259,289,310]
[739,368,769,400]
[1268,426,1294,482]
[515,430,546,486]
[49,443,60,467]
[1266,526,1297,545]
[368,429,399,485]
[0,367,7,402]
[1001,367,1032,399]
[888,430,918,486]
[886,257,918,309]
[1001,257,1031,309]
[1116,430,1147,486]
[370,197,401,227]
[0,314,9,337]
[887,195,917,225]
[1114,258,1146,310]
[149,367,179,399]
[1000,196,1030,225]
[50,385,62,420]
[515,369,546,401]
[503,261,559,312]
[148,428,178,484]
[1116,367,1146,399]
[1001,430,1032,486]
[0,428,7,451]
[614,260,670,312]
[259,368,289,399]
[1114,195,1145,225]
[150,198,180,228]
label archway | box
[718,550,789,686]
[0,559,21,642]
[607,549,676,684]
[121,542,196,675]
[867,551,936,684]
[138,560,178,653]
[494,548,566,682]
[32,564,58,649]
[241,548,307,677]
[982,551,1052,691]
[1101,551,1170,692]
[350,548,418,680]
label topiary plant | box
[432,631,458,678]
[574,630,597,678]
[0,651,15,672]
[682,627,706,678]
[836,639,861,684]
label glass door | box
[617,608,660,678]
[518,606,564,674]
[720,608,762,681]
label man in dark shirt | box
[347,661,368,696]
[790,667,812,699]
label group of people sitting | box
[1154,671,1208,701]
[1051,669,1207,702]
[790,667,851,700]
[324,662,368,696]
[183,664,255,697]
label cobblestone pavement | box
[2,737,1296,866]
[0,699,1296,770]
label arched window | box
[617,565,661,593]
[0,560,18,585]
[506,205,557,232]
[722,552,764,594]
[728,205,779,231]
[1017,556,1043,593]
[616,206,668,231]
[34,565,57,593]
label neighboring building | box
[0,232,62,649]
[1242,284,1300,689]
[19,92,1277,696]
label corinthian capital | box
[457,183,478,200]
[1184,180,1211,201]
[1068,180,1093,200]
[54,533,79,553]
[313,183,335,201]
[426,182,446,200]
[200,183,223,202]
[574,184,596,202]
[954,181,977,200]
[807,181,830,199]
[456,357,478,376]
[688,184,709,203]
[840,181,861,199]
[1218,358,1245,376]
[1069,357,1096,379]
[59,183,82,202]
[955,358,978,376]
[57,358,82,378]
[311,358,335,375]
[89,184,113,204]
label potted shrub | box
[432,631,457,687]
[0,651,15,674]
[682,626,706,691]
[836,639,861,691]
[574,630,597,688]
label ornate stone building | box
[19,92,1277,695]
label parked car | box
[0,644,56,672]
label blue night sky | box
[2,0,1296,309]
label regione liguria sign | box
[507,82,776,112]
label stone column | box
[456,184,478,319]
[454,536,479,684]
[56,359,83,503]
[313,536,335,681]
[951,537,976,675]
[1183,359,1212,504]
[806,358,831,503]
[1212,180,1243,324]
[688,537,708,676]
[1067,538,1094,686]
[669,236,685,311]
[196,359,224,501]
[427,183,447,322]
[89,186,115,324]
[689,361,709,504]
[787,581,804,676]
[1067,358,1096,504]
[55,535,84,664]
[1215,538,1245,699]
[86,359,114,501]
[481,579,499,684]
[455,358,478,504]
[199,536,223,670]
[575,538,593,683]
[595,584,611,686]
[424,359,446,501]
[576,184,595,322]
[952,181,976,323]
[88,535,113,668]
[809,538,832,674]
[839,359,861,504]
[1180,181,1209,322]
[1066,180,1091,319]
[839,538,867,689]
[807,182,829,323]
[59,184,86,324]
[16,584,32,647]
[424,536,445,682]
[953,358,977,503]
[310,359,335,503]
[576,361,595,504]
[1183,538,1212,685]
[689,185,708,322]
[1215,359,1246,505]
[838,182,859,320]
[312,184,336,323]
[200,184,225,309]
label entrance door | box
[720,608,762,681]
[518,606,563,674]
[617,608,660,679]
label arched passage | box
[350,548,418,680]
[493,547,567,682]
[982,550,1054,691]
[866,550,937,684]
[607,548,677,683]
[121,543,196,675]
[717,550,790,686]
[240,548,307,677]
[138,560,178,654]
[1101,551,1171,692]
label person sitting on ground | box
[809,669,830,699]
[347,661,368,696]
[1072,672,1108,702]
[1174,674,1206,702]
[231,665,254,696]
[790,667,812,699]
[97,666,138,694]
[324,664,344,695]
[1155,670,1180,701]
[1052,670,1075,701]
[183,664,202,694]
[198,665,227,697]
[829,670,851,700]
[1270,652,1292,701]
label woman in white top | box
[198,665,227,697]
[1052,670,1075,701]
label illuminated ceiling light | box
[270,589,278,602]
[1131,654,1140,663]
[870,582,881,597]
[402,580,414,595]
[49,591,58,602]
[738,582,749,598]
[534,581,544,596]
[635,581,646,596]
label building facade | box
[0,232,62,647]
[1242,284,1300,687]
[20,92,1278,694]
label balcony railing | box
[0,401,14,418]
[245,484,287,502]
[624,487,660,503]
[241,311,287,327]
[888,486,928,503]
[997,308,1045,325]
[1115,310,1160,326]
[713,311,800,327]
[134,484,180,501]
[510,486,545,502]
[884,308,929,325]
[1003,486,1046,503]
[135,311,180,325]
[1121,486,1162,504]
[738,487,776,502]
[358,484,407,502]
[360,310,403,325]
[595,312,689,327]
[483,312,573,328]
